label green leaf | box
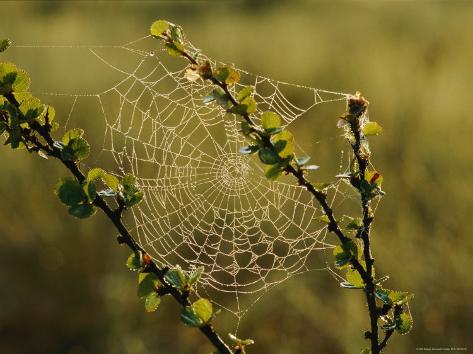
[0,62,18,94]
[126,251,144,271]
[12,69,30,93]
[55,177,86,206]
[236,87,253,102]
[150,20,169,37]
[83,181,97,203]
[315,215,330,224]
[120,174,143,207]
[227,104,250,115]
[188,266,204,286]
[87,168,119,192]
[0,63,30,94]
[214,66,240,85]
[240,96,257,113]
[170,26,183,43]
[261,111,281,132]
[258,146,280,165]
[62,128,84,145]
[181,306,202,327]
[181,298,213,327]
[61,137,90,161]
[272,130,294,158]
[389,291,414,306]
[15,92,42,120]
[164,266,187,289]
[192,298,213,324]
[395,312,413,335]
[272,139,287,153]
[165,41,185,57]
[138,272,160,298]
[365,170,383,187]
[264,164,283,180]
[43,105,56,125]
[363,122,382,136]
[0,39,12,53]
[144,292,161,312]
[68,204,96,219]
[333,240,358,268]
[346,267,365,288]
[345,216,363,230]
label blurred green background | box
[1,1,472,353]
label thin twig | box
[349,101,379,353]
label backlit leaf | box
[346,267,365,288]
[315,215,330,224]
[188,266,204,286]
[150,20,169,37]
[138,272,160,298]
[272,130,294,158]
[61,137,90,161]
[395,312,413,335]
[126,251,144,271]
[261,111,281,132]
[165,41,185,57]
[333,240,358,268]
[214,66,240,85]
[363,122,382,136]
[144,292,161,312]
[87,168,119,192]
[120,174,143,207]
[181,298,213,326]
[62,128,84,145]
[236,87,253,102]
[165,266,187,289]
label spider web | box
[13,35,355,320]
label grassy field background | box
[0,1,472,353]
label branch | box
[346,95,380,353]
[1,93,233,354]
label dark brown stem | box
[378,305,401,352]
[349,102,379,353]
